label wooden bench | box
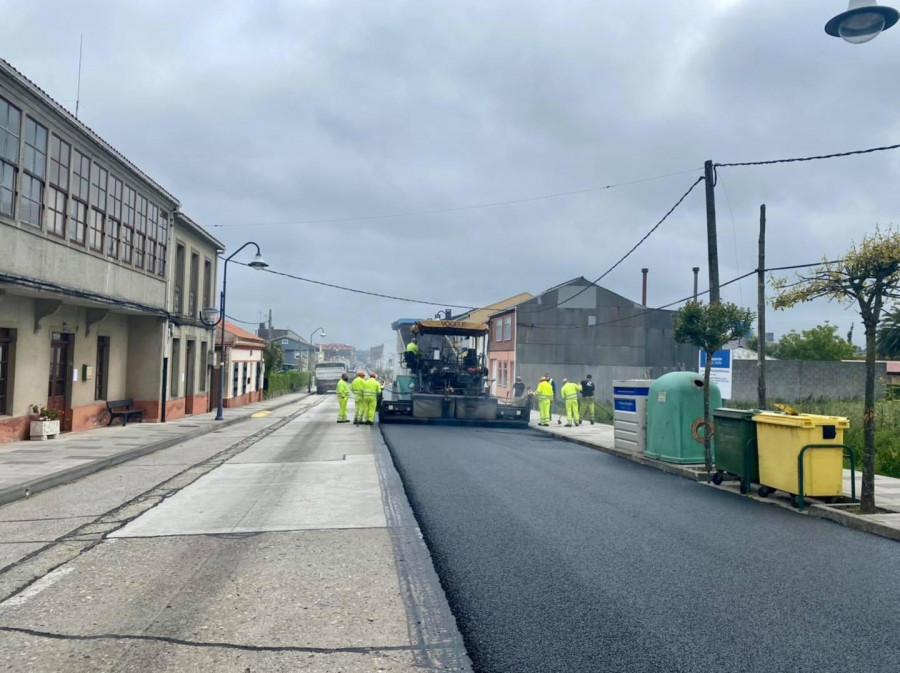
[106,399,143,426]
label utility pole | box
[757,205,767,410]
[268,308,273,336]
[692,267,700,302]
[704,160,720,303]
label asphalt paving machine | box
[380,319,530,427]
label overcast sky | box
[3,0,899,352]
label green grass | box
[727,399,900,479]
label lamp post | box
[307,327,326,393]
[200,242,267,421]
[826,1,898,43]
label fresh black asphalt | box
[382,424,900,673]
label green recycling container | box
[646,372,722,464]
[711,408,758,491]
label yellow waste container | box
[752,412,850,497]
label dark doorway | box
[185,340,196,413]
[48,332,72,429]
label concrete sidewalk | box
[0,392,311,507]
[528,410,900,541]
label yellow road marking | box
[251,411,271,418]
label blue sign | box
[614,398,637,413]
[613,386,650,397]
[699,350,731,369]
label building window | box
[89,163,107,211]
[23,118,47,176]
[170,338,180,398]
[494,320,502,342]
[46,186,66,237]
[189,251,199,318]
[121,185,135,263]
[107,174,122,259]
[0,99,20,218]
[95,336,109,401]
[20,118,47,227]
[174,244,185,314]
[48,135,69,191]
[157,211,168,276]
[233,362,242,397]
[0,160,15,217]
[69,199,87,245]
[0,98,20,164]
[202,259,212,311]
[256,362,262,391]
[0,328,13,415]
[89,208,105,251]
[146,203,158,273]
[199,342,208,392]
[106,218,119,258]
[134,194,146,268]
[71,149,89,201]
[281,338,288,345]
[19,174,43,226]
[503,316,512,341]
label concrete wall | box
[731,359,887,403]
[0,225,168,309]
[514,279,695,399]
[0,293,149,439]
[126,317,164,420]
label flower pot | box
[30,420,60,441]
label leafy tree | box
[772,227,900,514]
[774,324,856,361]
[263,341,284,374]
[674,301,755,481]
[876,306,900,358]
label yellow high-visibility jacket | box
[350,376,366,394]
[561,381,582,401]
[535,380,554,400]
[336,378,350,399]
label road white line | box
[1,567,74,608]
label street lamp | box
[826,1,899,43]
[307,327,326,393]
[200,241,268,421]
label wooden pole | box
[704,160,720,303]
[757,204,767,410]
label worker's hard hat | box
[357,371,365,376]
[562,378,568,383]
[540,376,547,382]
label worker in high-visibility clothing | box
[406,338,420,356]
[560,378,582,427]
[535,376,554,427]
[336,373,350,423]
[350,371,367,425]
[363,373,381,424]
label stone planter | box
[30,420,60,441]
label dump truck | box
[379,318,530,427]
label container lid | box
[713,407,757,420]
[752,411,850,429]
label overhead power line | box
[521,260,843,331]
[715,142,900,169]
[520,175,706,315]
[232,260,477,310]
[210,167,702,228]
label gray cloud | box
[3,0,898,352]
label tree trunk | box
[704,353,713,482]
[860,323,878,513]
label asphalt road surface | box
[382,424,900,673]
